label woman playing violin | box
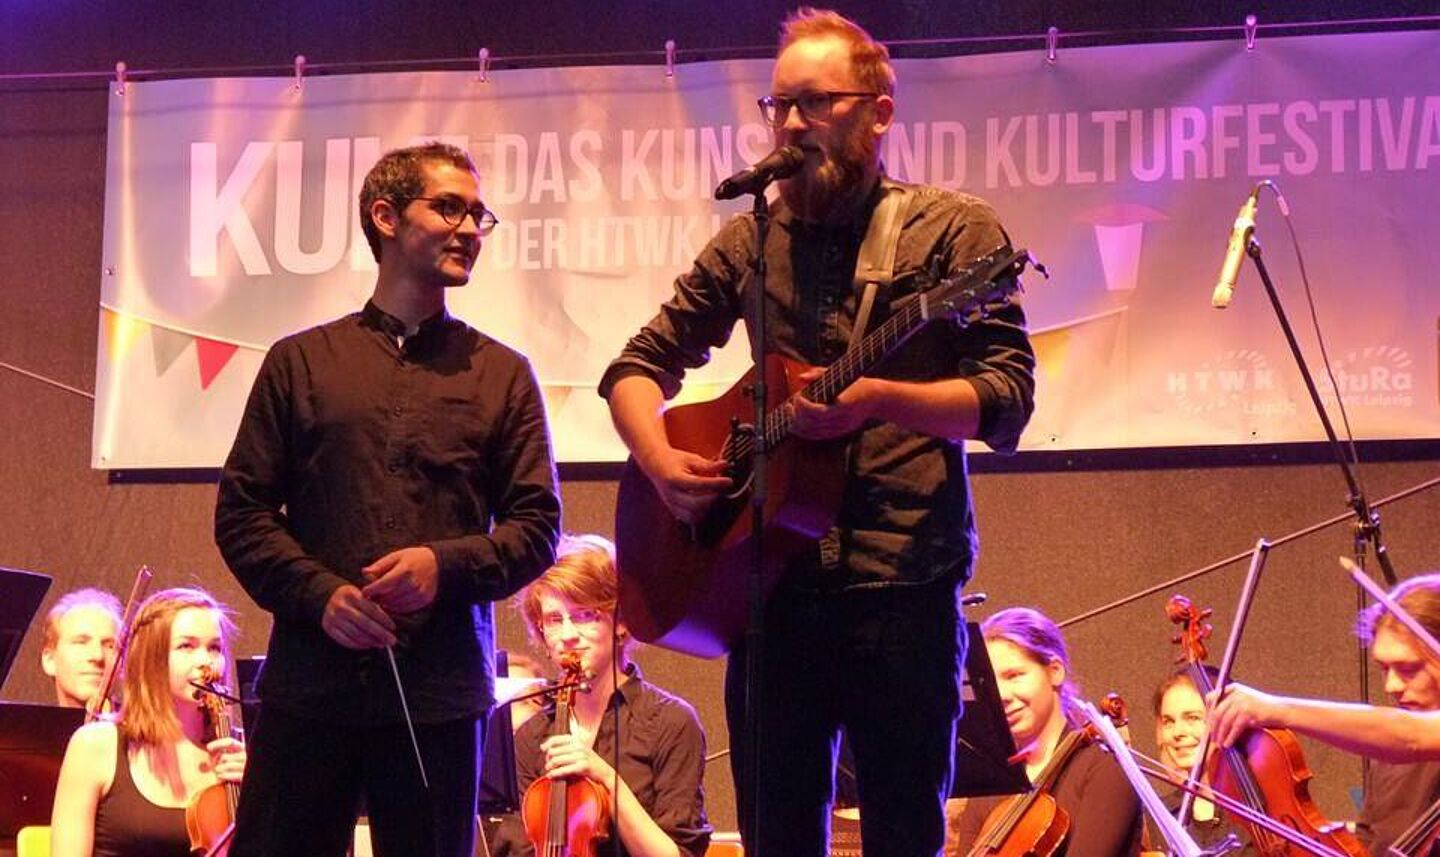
[493,535,712,857]
[950,608,1141,857]
[50,587,246,857]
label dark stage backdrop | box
[3,0,1438,834]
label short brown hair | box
[117,588,236,747]
[779,7,895,96]
[518,534,633,660]
[1358,573,1440,646]
[43,588,122,651]
[358,141,477,263]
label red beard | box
[778,123,878,222]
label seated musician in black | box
[1211,573,1440,857]
[949,608,1141,857]
[1151,667,1247,855]
[490,536,712,857]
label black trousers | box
[230,705,484,857]
[725,576,965,857]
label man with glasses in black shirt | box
[216,141,561,857]
[601,8,1035,856]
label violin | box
[184,664,239,857]
[964,695,1128,857]
[85,565,153,722]
[1167,595,1367,857]
[521,653,612,857]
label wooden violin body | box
[521,654,612,857]
[968,791,1070,857]
[1167,595,1366,857]
[185,664,238,857]
[965,698,1133,857]
[521,776,612,857]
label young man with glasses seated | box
[601,7,1035,855]
[489,535,712,857]
[216,141,561,857]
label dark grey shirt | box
[600,177,1035,588]
[1358,759,1440,856]
[492,665,713,857]
[215,301,561,723]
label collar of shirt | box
[541,661,645,718]
[360,299,452,348]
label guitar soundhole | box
[691,434,754,546]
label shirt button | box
[385,518,397,530]
[392,405,403,416]
[387,462,399,473]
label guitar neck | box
[763,290,934,448]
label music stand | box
[951,621,1029,798]
[0,702,84,837]
[0,568,52,694]
[236,655,265,736]
[478,650,521,814]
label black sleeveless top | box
[92,734,191,857]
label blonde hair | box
[1358,573,1440,646]
[982,607,1083,729]
[117,588,236,747]
[43,587,122,651]
[518,534,633,661]
[779,7,896,96]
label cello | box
[1167,595,1367,857]
[521,653,613,857]
[184,664,239,857]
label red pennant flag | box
[194,337,239,390]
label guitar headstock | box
[925,248,1044,328]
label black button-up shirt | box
[215,301,561,723]
[492,664,713,857]
[600,178,1035,589]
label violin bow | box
[86,564,154,723]
[1114,739,1352,857]
[1076,699,1204,857]
[1340,556,1440,662]
[1179,538,1272,821]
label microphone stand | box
[1241,233,1399,588]
[742,186,770,857]
[1242,229,1400,753]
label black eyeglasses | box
[757,90,880,127]
[405,196,499,234]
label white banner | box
[95,30,1440,467]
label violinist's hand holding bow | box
[208,736,247,784]
[540,733,617,784]
[1208,682,1289,750]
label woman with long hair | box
[50,587,246,857]
[949,607,1140,857]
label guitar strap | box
[848,180,913,351]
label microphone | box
[714,145,805,200]
[1211,186,1260,309]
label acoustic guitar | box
[615,247,1040,658]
